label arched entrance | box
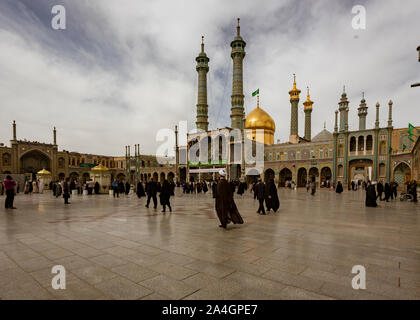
[393,162,411,184]
[349,159,373,182]
[20,150,51,178]
[153,172,158,181]
[297,167,307,187]
[69,172,79,180]
[168,172,175,183]
[264,168,275,182]
[320,167,332,187]
[58,172,65,180]
[279,168,292,187]
[160,172,165,183]
[82,172,90,183]
[309,167,319,183]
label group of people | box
[334,178,418,207]
[111,179,131,198]
[251,178,280,215]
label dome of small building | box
[312,129,333,142]
[91,164,109,171]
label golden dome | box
[245,96,275,145]
[245,106,276,131]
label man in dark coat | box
[255,178,267,215]
[159,179,172,213]
[63,178,71,204]
[118,180,125,194]
[376,180,384,200]
[265,178,279,213]
[215,169,243,229]
[411,181,418,203]
[125,181,130,195]
[145,178,158,209]
[136,181,145,198]
[391,181,398,200]
[384,182,392,202]
[211,181,217,198]
[335,181,343,194]
[366,181,377,207]
[203,182,208,193]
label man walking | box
[145,178,158,209]
[4,175,17,209]
[376,180,384,201]
[255,178,266,215]
[112,179,119,198]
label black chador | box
[215,175,243,229]
[265,179,279,212]
[365,182,377,207]
[136,181,146,198]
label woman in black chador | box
[159,180,172,213]
[335,181,343,194]
[136,181,146,198]
[215,169,244,229]
[265,178,280,213]
[94,181,100,194]
[365,181,377,207]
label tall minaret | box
[303,87,313,141]
[12,120,16,141]
[195,36,209,132]
[338,86,349,132]
[230,18,246,129]
[288,74,301,143]
[357,92,368,130]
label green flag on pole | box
[408,123,415,134]
[252,89,259,96]
[402,144,407,151]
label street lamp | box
[411,45,420,88]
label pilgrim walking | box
[215,169,243,229]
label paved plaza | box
[0,188,419,300]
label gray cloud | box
[0,0,419,155]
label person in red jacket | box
[3,175,17,209]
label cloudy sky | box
[0,0,419,156]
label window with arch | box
[366,135,373,151]
[358,136,364,152]
[2,153,11,166]
[58,157,65,169]
[350,137,356,152]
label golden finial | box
[289,74,301,100]
[303,86,313,109]
[257,95,260,108]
